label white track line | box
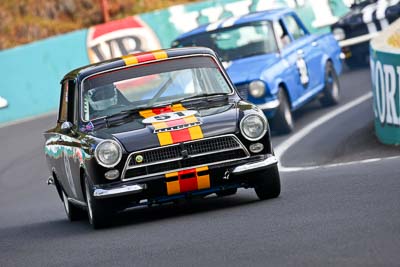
[274,91,385,172]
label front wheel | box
[252,165,281,200]
[320,61,340,107]
[62,190,84,221]
[270,88,294,134]
[84,178,111,229]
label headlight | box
[249,80,266,98]
[94,140,122,168]
[333,28,345,41]
[240,114,267,141]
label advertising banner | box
[370,19,400,145]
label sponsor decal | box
[121,50,168,66]
[370,57,400,127]
[165,166,210,196]
[87,16,161,63]
[388,32,400,48]
[135,154,144,164]
[140,104,203,146]
[142,110,198,124]
[80,121,94,132]
[296,57,309,86]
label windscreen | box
[81,56,232,121]
[175,21,278,62]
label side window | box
[58,81,69,122]
[283,15,306,40]
[274,20,291,48]
[67,80,76,123]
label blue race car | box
[173,8,343,134]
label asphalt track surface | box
[1,67,399,266]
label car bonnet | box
[89,101,239,153]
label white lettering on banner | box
[168,5,200,34]
[285,0,305,8]
[169,0,345,34]
[384,64,399,125]
[87,17,161,63]
[309,0,338,28]
[224,0,252,17]
[371,59,400,126]
[200,6,224,23]
[256,0,283,10]
[375,61,386,124]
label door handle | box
[312,41,318,47]
[297,49,304,57]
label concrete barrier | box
[0,0,349,125]
[0,30,88,124]
[370,18,400,145]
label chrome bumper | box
[93,184,146,199]
[93,156,277,199]
[257,99,280,110]
[232,155,278,174]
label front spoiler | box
[92,154,278,199]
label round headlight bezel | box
[333,27,345,41]
[240,114,268,141]
[249,80,266,98]
[94,139,122,168]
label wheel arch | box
[277,82,292,109]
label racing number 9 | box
[154,111,186,121]
[296,57,309,87]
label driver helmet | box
[87,85,118,111]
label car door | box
[56,80,82,200]
[281,14,325,93]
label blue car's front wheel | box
[320,61,340,107]
[270,88,294,134]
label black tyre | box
[253,165,281,200]
[320,61,340,107]
[216,188,237,197]
[84,178,111,229]
[270,88,294,134]
[62,190,84,221]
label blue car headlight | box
[249,80,266,98]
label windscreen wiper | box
[150,92,229,109]
[180,92,229,102]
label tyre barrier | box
[370,18,400,145]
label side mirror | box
[61,121,74,134]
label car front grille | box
[236,84,248,100]
[122,134,249,181]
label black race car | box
[331,0,400,68]
[44,47,280,228]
